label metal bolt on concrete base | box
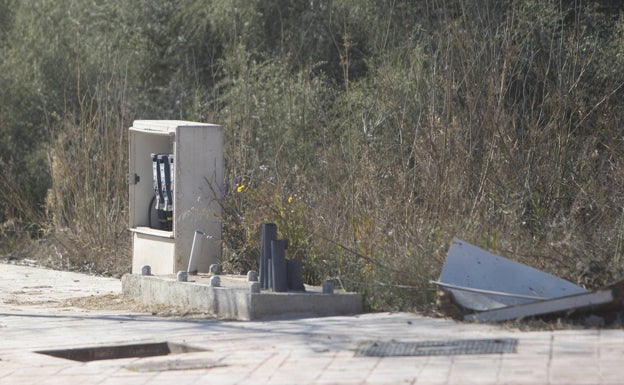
[177,271,188,282]
[209,275,221,287]
[209,264,222,275]
[247,270,258,282]
[322,280,334,294]
[140,265,151,276]
[250,282,261,293]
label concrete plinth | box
[121,273,362,320]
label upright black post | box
[286,259,305,292]
[260,223,277,290]
[271,239,288,292]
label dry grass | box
[2,1,624,313]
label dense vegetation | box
[1,0,624,310]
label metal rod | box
[430,280,548,301]
[187,230,205,274]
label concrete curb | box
[121,274,363,320]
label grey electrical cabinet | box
[128,120,223,275]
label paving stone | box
[3,264,624,384]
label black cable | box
[148,194,156,229]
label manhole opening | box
[355,338,518,357]
[36,342,205,362]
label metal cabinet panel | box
[128,120,223,275]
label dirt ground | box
[64,294,220,318]
[3,291,216,319]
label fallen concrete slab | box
[434,239,624,322]
[464,289,614,322]
[437,239,587,310]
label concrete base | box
[121,273,363,320]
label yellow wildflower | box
[287,195,293,203]
[236,184,245,193]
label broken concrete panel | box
[438,239,587,311]
[435,239,624,323]
[464,289,614,322]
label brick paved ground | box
[1,264,622,384]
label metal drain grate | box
[355,338,517,357]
